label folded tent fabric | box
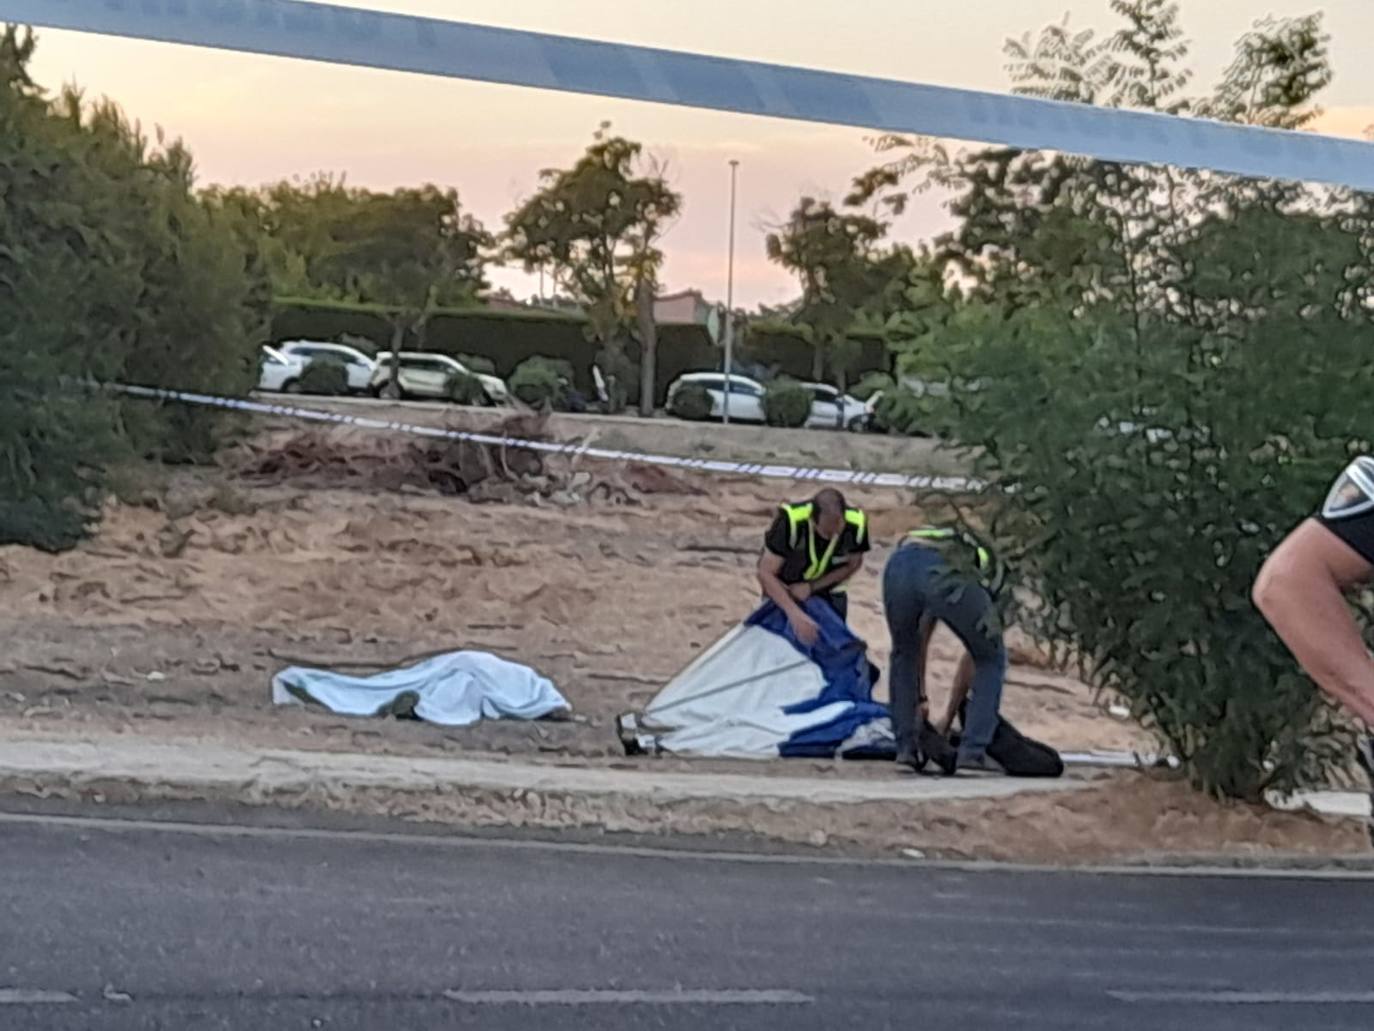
[271,650,569,727]
[638,598,895,759]
[635,600,1065,773]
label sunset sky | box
[24,0,1374,307]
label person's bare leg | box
[1253,519,1374,725]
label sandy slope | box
[0,422,1360,861]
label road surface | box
[2,803,1373,1030]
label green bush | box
[509,356,568,409]
[872,386,936,438]
[297,358,349,396]
[0,28,264,550]
[762,379,812,428]
[669,383,714,421]
[445,371,489,406]
[851,371,894,402]
[881,4,1364,800]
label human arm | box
[786,553,865,601]
[757,551,819,646]
[936,652,974,736]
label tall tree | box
[225,176,492,390]
[505,124,681,414]
[764,197,907,414]
[323,186,492,392]
[2,25,268,548]
[851,4,1365,800]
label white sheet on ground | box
[271,651,569,727]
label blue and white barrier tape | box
[6,0,1374,191]
[111,382,982,493]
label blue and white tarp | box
[636,599,895,760]
[272,650,569,726]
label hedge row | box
[737,321,893,383]
[270,299,718,406]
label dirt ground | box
[0,419,1363,862]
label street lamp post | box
[723,158,739,424]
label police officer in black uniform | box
[757,488,871,646]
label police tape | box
[7,0,1374,191]
[111,382,984,493]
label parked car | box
[278,340,376,393]
[257,345,307,393]
[665,372,767,423]
[369,352,510,405]
[802,382,869,431]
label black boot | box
[919,724,959,776]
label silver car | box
[370,352,510,405]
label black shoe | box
[956,751,1005,774]
[919,725,959,777]
[616,713,645,757]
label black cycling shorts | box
[1317,510,1374,566]
[1317,457,1374,566]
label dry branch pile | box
[231,415,705,507]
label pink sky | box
[24,0,1374,308]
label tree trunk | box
[636,276,657,417]
[812,341,825,382]
[385,322,405,399]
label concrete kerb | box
[0,733,1089,808]
[4,731,1373,876]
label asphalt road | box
[3,806,1374,1031]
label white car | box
[370,352,510,405]
[802,382,869,432]
[257,345,307,393]
[666,372,767,423]
[278,340,376,393]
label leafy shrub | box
[871,386,936,438]
[445,371,489,406]
[871,4,1365,800]
[542,356,577,383]
[297,358,349,396]
[762,379,811,428]
[668,383,713,421]
[851,371,894,402]
[509,356,569,409]
[1,28,265,548]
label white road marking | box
[0,989,77,1005]
[442,989,812,1006]
[1111,989,1374,1005]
